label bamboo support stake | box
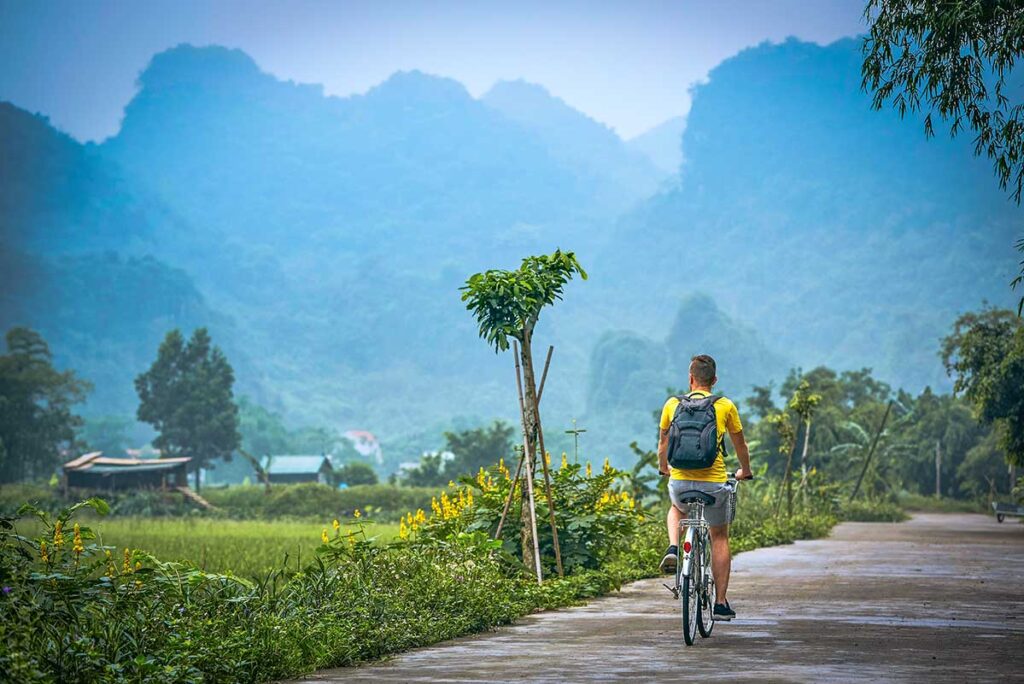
[537,345,553,404]
[512,341,543,583]
[522,444,543,584]
[495,350,532,539]
[494,346,551,540]
[527,343,563,576]
[517,342,563,577]
[494,447,524,540]
[534,413,564,577]
[494,342,562,580]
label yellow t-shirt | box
[660,390,742,483]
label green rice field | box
[20,516,400,577]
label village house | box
[62,452,191,492]
[263,455,334,484]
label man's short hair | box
[690,354,717,387]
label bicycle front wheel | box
[681,558,699,645]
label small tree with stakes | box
[460,249,587,581]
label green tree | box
[941,308,1024,465]
[135,328,240,491]
[78,414,133,455]
[830,418,910,499]
[745,383,778,420]
[443,420,515,477]
[401,421,516,488]
[956,431,1009,499]
[335,461,379,486]
[0,328,91,483]
[899,388,990,496]
[238,397,292,457]
[461,249,586,578]
[400,451,449,488]
[862,0,1024,309]
[789,380,823,479]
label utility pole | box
[935,440,941,498]
[565,419,586,464]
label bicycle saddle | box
[676,490,716,505]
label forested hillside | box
[1,38,1018,466]
[602,38,1019,394]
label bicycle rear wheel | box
[697,531,715,638]
[681,551,699,645]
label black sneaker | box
[659,545,678,573]
[713,601,735,621]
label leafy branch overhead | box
[862,0,1024,311]
[460,250,587,352]
[862,0,1024,202]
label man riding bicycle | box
[658,354,752,621]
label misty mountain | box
[482,80,667,210]
[585,294,789,451]
[2,37,1018,468]
[103,46,633,273]
[602,37,1021,393]
[0,246,241,415]
[626,115,686,175]
[0,103,170,256]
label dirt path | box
[296,514,1024,683]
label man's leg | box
[660,503,684,572]
[667,504,682,546]
[709,523,730,604]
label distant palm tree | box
[832,419,912,499]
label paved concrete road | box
[296,514,1024,683]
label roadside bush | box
[841,498,909,522]
[898,492,985,513]
[399,457,642,575]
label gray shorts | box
[669,480,734,527]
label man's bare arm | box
[658,428,670,475]
[729,430,752,479]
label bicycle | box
[666,472,752,645]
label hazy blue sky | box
[0,0,866,142]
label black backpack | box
[667,393,725,470]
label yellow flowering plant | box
[394,458,642,575]
[315,506,376,560]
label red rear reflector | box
[683,541,692,553]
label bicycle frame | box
[678,501,708,578]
